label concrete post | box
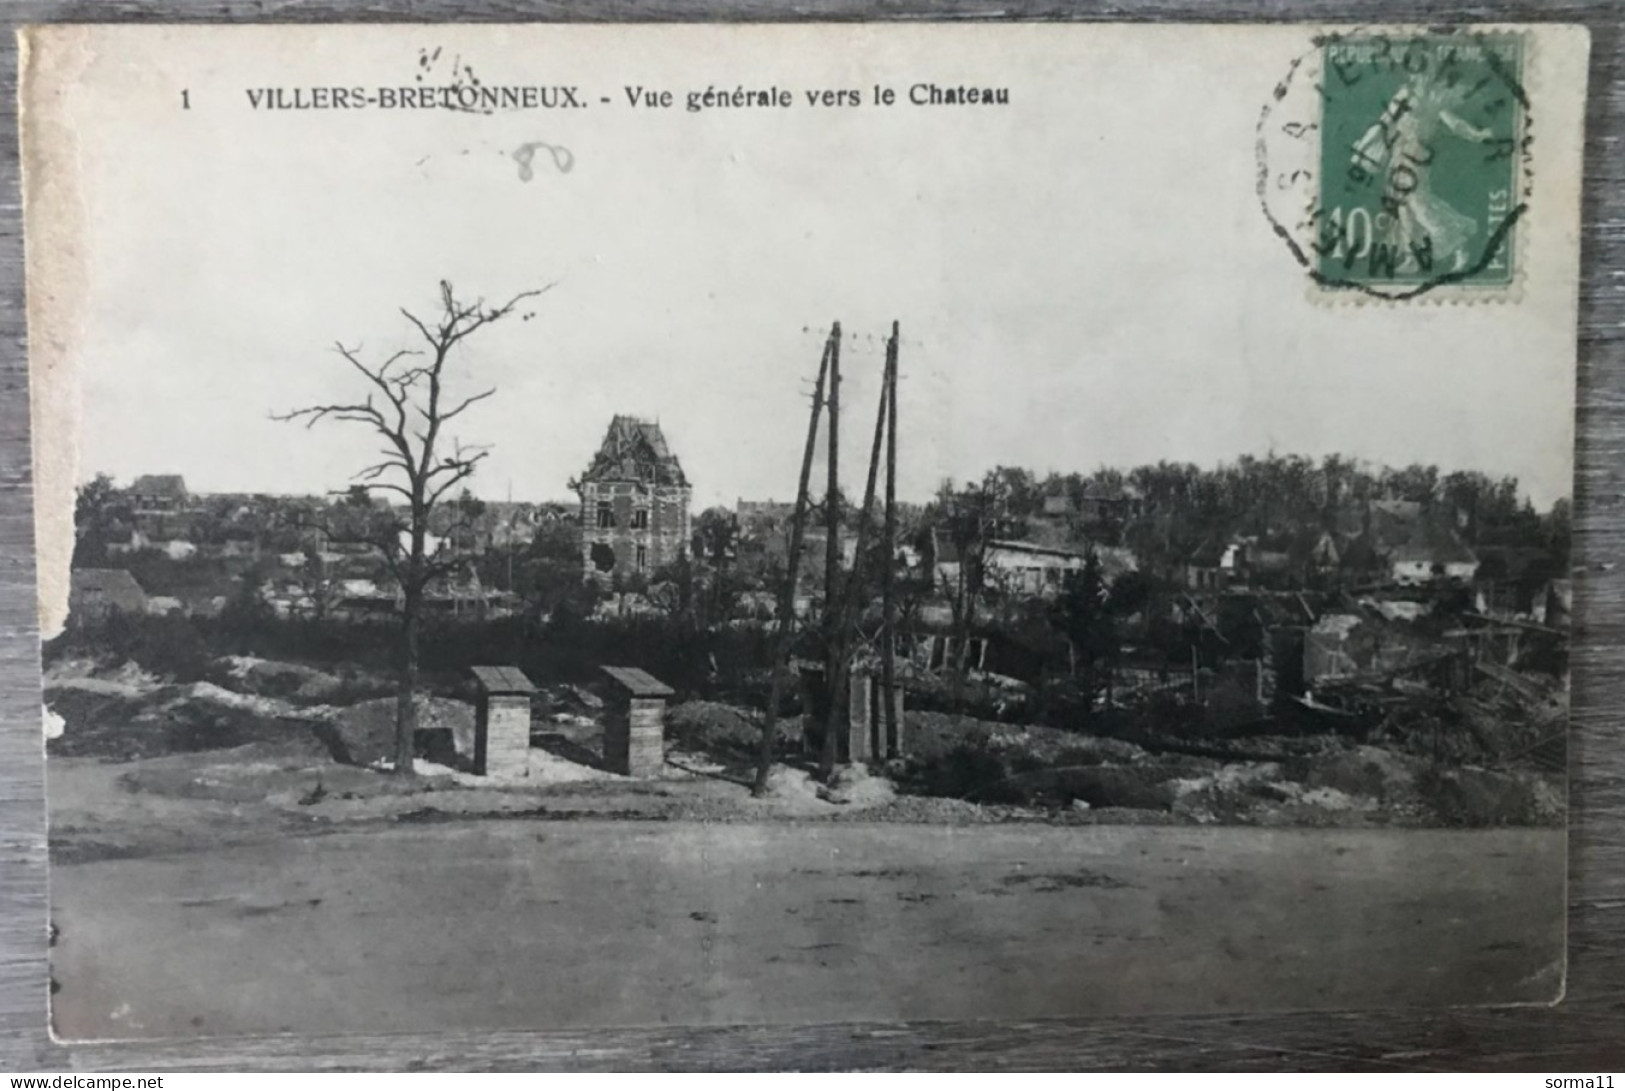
[847,670,872,764]
[890,685,907,758]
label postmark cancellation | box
[1259,30,1531,303]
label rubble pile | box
[894,696,1566,828]
[324,694,476,768]
[44,679,325,762]
[1303,656,1567,774]
[663,699,804,771]
[1451,664,1567,770]
[536,682,605,727]
[208,656,346,702]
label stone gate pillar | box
[471,666,536,778]
[602,666,674,777]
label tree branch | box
[426,452,491,510]
[397,307,441,355]
[441,283,556,351]
[353,478,415,504]
[271,401,389,432]
[440,388,497,423]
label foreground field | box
[51,818,1564,1039]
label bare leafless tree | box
[275,280,547,775]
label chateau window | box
[636,544,648,570]
[631,508,650,530]
[597,501,615,529]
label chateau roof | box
[580,416,688,488]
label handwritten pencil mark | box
[513,141,575,181]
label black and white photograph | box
[20,22,1590,1041]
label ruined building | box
[575,416,692,582]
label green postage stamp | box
[1259,30,1529,301]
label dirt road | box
[50,821,1564,1039]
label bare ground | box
[42,668,1568,1040]
[49,800,1564,1039]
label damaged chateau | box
[573,415,693,584]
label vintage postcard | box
[21,23,1588,1039]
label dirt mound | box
[1170,762,1338,824]
[323,695,476,767]
[44,659,163,698]
[745,768,840,816]
[209,656,352,703]
[667,701,760,746]
[1038,765,1181,810]
[895,711,1560,827]
[1286,745,1420,803]
[45,683,320,762]
[1418,765,1566,827]
[904,711,1086,764]
[665,701,798,770]
[819,765,897,809]
[896,717,1173,809]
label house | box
[1185,537,1242,591]
[776,532,859,596]
[1188,531,1327,590]
[1294,527,1342,573]
[128,474,189,514]
[1334,500,1479,586]
[1385,526,1478,586]
[485,501,554,551]
[983,540,1090,597]
[69,568,148,620]
[427,500,544,557]
[423,565,497,618]
[1076,481,1138,525]
[1475,545,1562,615]
[576,416,692,582]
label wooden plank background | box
[0,1,1621,1071]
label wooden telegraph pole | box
[757,320,905,790]
[752,325,837,797]
[817,326,844,777]
[824,328,842,670]
[821,330,891,778]
[880,321,900,758]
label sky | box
[45,24,1584,511]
